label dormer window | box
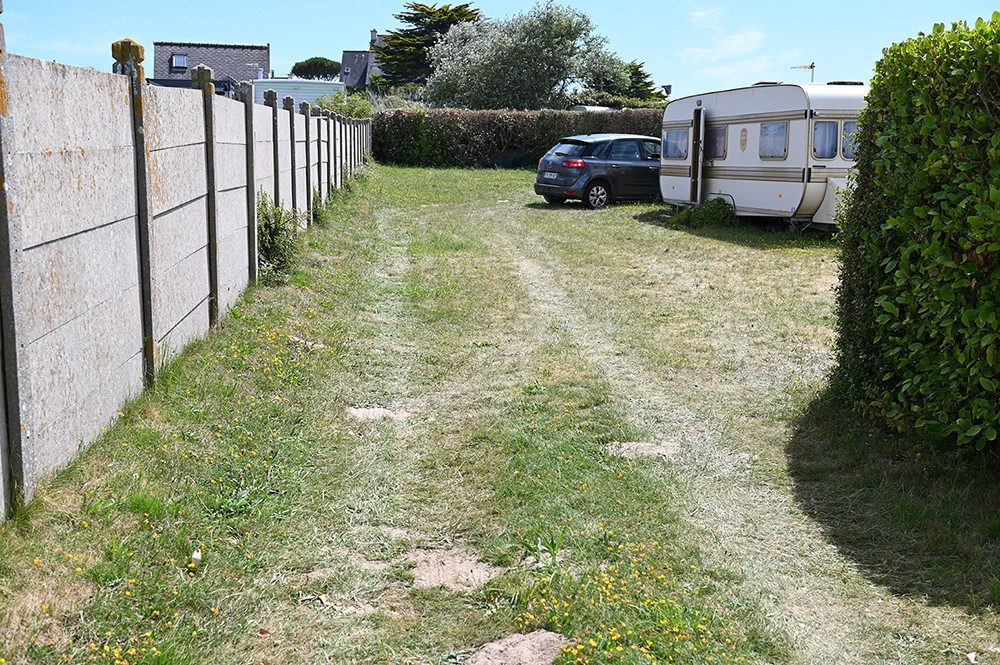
[170,53,188,70]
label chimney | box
[370,29,378,45]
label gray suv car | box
[534,134,661,209]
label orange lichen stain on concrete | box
[0,58,9,117]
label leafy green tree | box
[373,2,481,87]
[426,1,626,109]
[291,57,341,80]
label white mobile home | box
[659,82,868,229]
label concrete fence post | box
[300,102,312,223]
[237,82,258,283]
[311,106,323,204]
[264,90,279,204]
[336,114,344,188]
[111,39,156,389]
[0,1,34,514]
[192,65,220,327]
[284,96,297,213]
[323,111,333,196]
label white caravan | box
[659,82,868,229]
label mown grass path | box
[1,167,998,665]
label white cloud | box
[690,49,803,87]
[678,29,765,64]
[689,7,726,32]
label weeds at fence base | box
[256,191,301,285]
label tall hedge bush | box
[835,14,1000,449]
[372,108,662,168]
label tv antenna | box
[791,62,815,83]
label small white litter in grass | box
[606,440,679,460]
[465,630,568,665]
[497,199,510,203]
[408,546,500,591]
[346,407,412,422]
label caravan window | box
[759,122,788,159]
[663,129,688,159]
[705,126,727,159]
[842,121,859,159]
[813,121,838,159]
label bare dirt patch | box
[407,546,501,591]
[607,440,679,460]
[465,630,568,665]
[346,406,413,422]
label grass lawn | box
[0,166,997,664]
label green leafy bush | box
[668,197,734,228]
[835,14,1000,450]
[315,92,373,118]
[373,108,663,168]
[256,191,302,284]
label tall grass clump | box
[256,191,301,284]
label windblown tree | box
[373,2,481,87]
[627,61,663,99]
[426,1,628,109]
[290,57,341,80]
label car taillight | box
[538,158,544,169]
[563,159,585,169]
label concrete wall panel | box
[151,199,209,281]
[153,246,210,345]
[216,142,247,193]
[159,298,211,363]
[28,285,143,475]
[253,105,275,199]
[2,55,136,249]
[276,109,292,207]
[217,187,248,241]
[214,96,247,145]
[20,219,140,344]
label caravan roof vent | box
[827,80,865,85]
[752,80,783,86]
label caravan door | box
[690,107,705,204]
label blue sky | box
[3,1,996,98]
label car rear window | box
[552,142,587,157]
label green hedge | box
[835,14,1000,450]
[372,108,662,168]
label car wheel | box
[583,181,611,209]
[543,194,567,204]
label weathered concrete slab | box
[276,109,292,208]
[20,218,140,344]
[145,85,205,152]
[214,96,247,145]
[34,351,143,477]
[152,246,210,344]
[147,143,207,216]
[2,55,136,249]
[217,225,249,312]
[216,187,248,240]
[158,297,210,364]
[216,142,247,193]
[28,284,142,470]
[150,198,209,280]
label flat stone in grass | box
[408,546,500,591]
[606,440,679,460]
[346,406,412,421]
[465,630,568,665]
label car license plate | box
[543,171,559,179]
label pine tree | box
[627,61,663,100]
[373,2,481,87]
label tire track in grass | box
[497,221,973,664]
